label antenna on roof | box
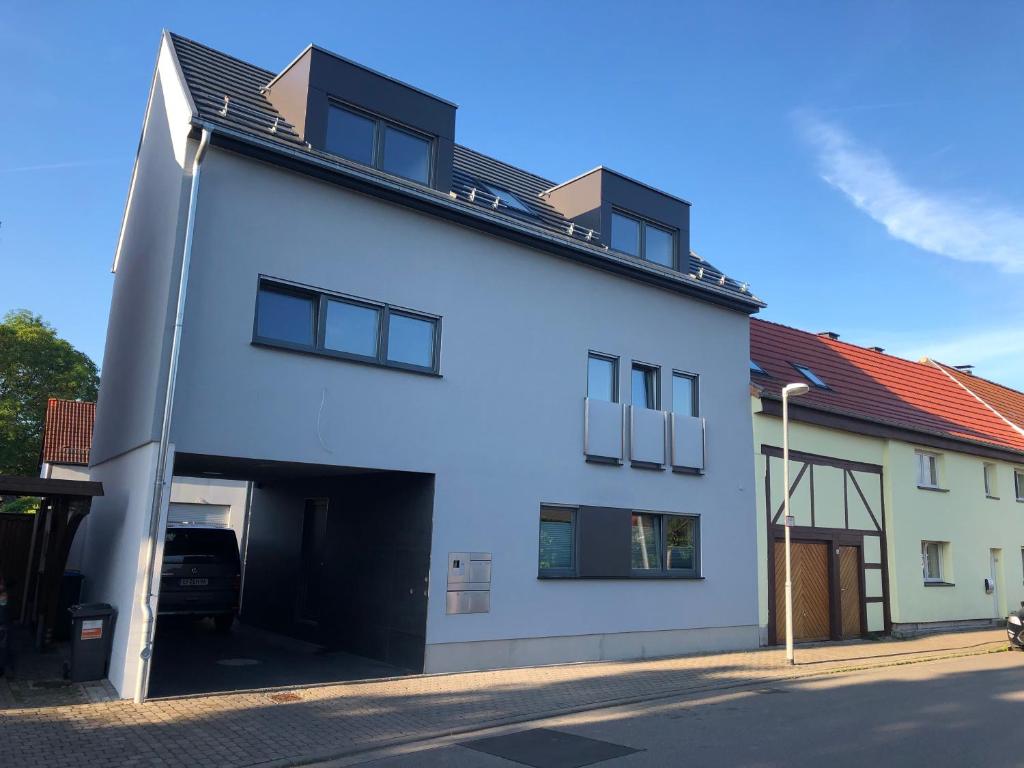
[218,96,230,117]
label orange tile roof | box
[750,319,1024,454]
[936,363,1024,437]
[40,398,95,466]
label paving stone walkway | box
[0,629,1010,768]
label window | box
[983,463,998,497]
[479,182,535,215]
[325,104,433,185]
[255,285,317,348]
[792,363,829,389]
[672,371,698,417]
[381,124,431,184]
[254,278,440,374]
[539,506,575,574]
[631,513,662,571]
[610,210,677,268]
[750,359,767,376]
[587,353,618,402]
[324,299,380,358]
[632,512,700,577]
[386,313,436,369]
[631,363,660,410]
[1016,470,1024,502]
[916,451,940,489]
[921,541,945,582]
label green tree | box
[0,310,99,476]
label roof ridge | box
[934,359,1024,397]
[931,360,1024,437]
[751,317,927,367]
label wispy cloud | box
[795,110,1024,273]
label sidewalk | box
[0,629,1009,768]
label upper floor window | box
[610,210,676,268]
[325,104,432,185]
[983,463,997,497]
[587,352,618,403]
[1016,469,1024,502]
[631,362,660,410]
[792,363,829,390]
[672,371,698,417]
[255,278,440,374]
[921,540,945,582]
[916,451,940,489]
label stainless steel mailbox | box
[446,552,492,614]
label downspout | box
[135,127,211,704]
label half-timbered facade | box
[751,319,1024,643]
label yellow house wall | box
[753,394,1024,636]
[885,441,1024,624]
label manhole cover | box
[268,692,302,703]
[216,658,260,667]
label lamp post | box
[782,382,810,665]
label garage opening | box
[148,454,434,698]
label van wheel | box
[214,614,235,633]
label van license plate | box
[180,578,208,586]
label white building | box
[85,31,766,699]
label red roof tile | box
[936,363,1024,436]
[750,319,1024,454]
[40,399,95,466]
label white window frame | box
[983,462,997,497]
[916,451,940,489]
[921,541,945,583]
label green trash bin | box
[68,603,116,682]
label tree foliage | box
[0,310,99,476]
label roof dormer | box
[542,168,691,272]
[265,45,457,193]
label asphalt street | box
[348,650,1024,768]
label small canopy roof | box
[0,475,103,498]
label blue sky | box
[2,2,1022,387]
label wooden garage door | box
[774,540,830,644]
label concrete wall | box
[167,146,760,669]
[91,35,194,466]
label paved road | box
[350,651,1024,768]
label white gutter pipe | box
[135,127,211,703]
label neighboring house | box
[40,398,249,572]
[934,362,1024,437]
[85,31,764,698]
[750,320,1024,644]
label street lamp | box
[782,382,810,665]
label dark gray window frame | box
[252,276,442,375]
[610,208,678,269]
[587,351,620,403]
[631,360,661,410]
[537,505,702,581]
[631,511,701,579]
[537,504,579,578]
[326,100,436,186]
[672,369,700,417]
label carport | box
[147,454,434,697]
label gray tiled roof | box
[167,32,762,308]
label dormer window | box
[610,210,675,268]
[325,103,433,185]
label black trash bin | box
[55,571,85,642]
[68,603,116,682]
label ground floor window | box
[921,541,946,582]
[539,505,699,579]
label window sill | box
[916,485,950,493]
[251,339,442,377]
[538,574,705,581]
[1016,498,1024,504]
[923,581,955,587]
[986,495,1001,501]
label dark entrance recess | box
[149,454,434,697]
